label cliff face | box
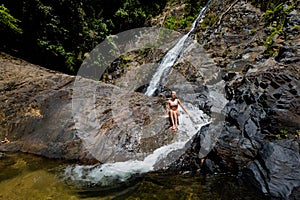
[171,0,300,199]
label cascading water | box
[145,0,214,96]
[65,105,210,187]
[65,0,214,188]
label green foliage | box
[184,0,206,17]
[164,15,180,30]
[114,0,164,31]
[275,129,288,139]
[274,129,300,140]
[1,0,166,74]
[164,15,196,30]
[0,4,22,34]
[120,54,132,66]
[264,2,294,24]
[262,23,284,57]
[163,0,207,31]
[200,12,219,31]
[250,0,283,11]
[264,2,284,23]
[261,1,295,57]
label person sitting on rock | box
[166,91,190,131]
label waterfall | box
[145,0,214,96]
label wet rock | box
[243,141,300,198]
[195,86,212,115]
[200,59,299,199]
[0,53,90,162]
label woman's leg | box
[174,111,178,129]
[170,110,176,130]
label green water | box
[0,153,264,200]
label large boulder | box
[0,53,85,161]
[0,53,173,163]
[201,54,299,200]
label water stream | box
[64,104,210,187]
[0,152,265,199]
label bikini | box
[169,99,178,109]
[169,99,180,129]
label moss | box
[120,54,132,68]
[164,15,179,30]
[199,12,219,31]
[292,25,300,30]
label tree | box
[0,4,22,34]
[1,0,166,74]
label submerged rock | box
[0,152,5,159]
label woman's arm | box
[166,101,170,116]
[178,99,190,117]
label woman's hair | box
[171,91,176,95]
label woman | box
[166,91,190,131]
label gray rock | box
[244,141,300,199]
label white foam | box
[64,103,210,186]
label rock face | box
[177,1,300,199]
[212,61,300,198]
[0,53,174,163]
[72,77,172,163]
[0,53,89,161]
